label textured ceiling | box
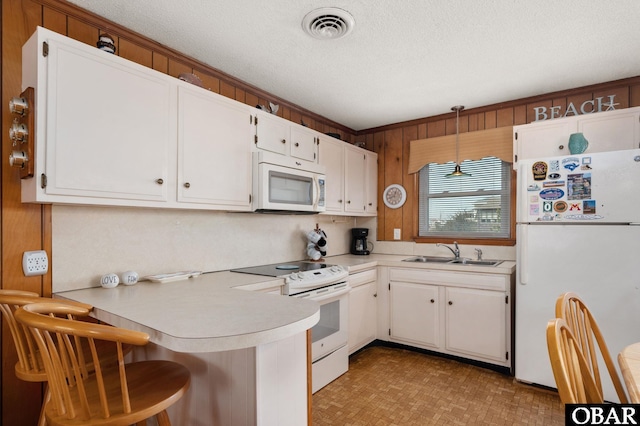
[66,0,640,131]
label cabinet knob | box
[430,299,435,303]
[294,142,299,147]
[368,202,373,206]
[338,199,343,203]
[347,200,351,204]
[373,293,377,298]
[184,182,191,188]
[281,139,286,144]
[448,301,453,305]
[155,178,164,185]
[558,145,564,150]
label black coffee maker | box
[350,228,370,255]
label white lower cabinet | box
[389,281,439,349]
[444,286,507,363]
[348,268,377,354]
[387,268,512,369]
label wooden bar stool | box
[15,301,191,426]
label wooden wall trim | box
[34,0,357,138]
[360,75,640,134]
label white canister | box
[100,273,120,288]
[120,270,139,286]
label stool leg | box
[156,410,171,425]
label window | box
[418,157,511,239]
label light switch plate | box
[393,229,401,240]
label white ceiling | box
[67,0,640,131]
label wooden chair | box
[555,292,629,403]
[0,290,127,426]
[15,301,191,426]
[546,318,604,403]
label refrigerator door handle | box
[519,225,528,285]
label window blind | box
[419,158,511,238]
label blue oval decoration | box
[539,188,565,200]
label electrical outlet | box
[393,228,401,240]
[22,250,49,276]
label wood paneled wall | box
[3,1,640,423]
[1,1,357,424]
[363,77,640,242]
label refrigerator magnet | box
[532,161,547,180]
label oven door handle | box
[310,285,351,302]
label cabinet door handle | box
[558,144,564,150]
[155,178,164,185]
[373,293,377,298]
[281,139,286,144]
[338,199,343,203]
[430,299,435,303]
[294,142,299,147]
[347,200,351,204]
[184,182,191,188]
[448,301,453,305]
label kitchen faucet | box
[436,241,460,259]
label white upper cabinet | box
[577,108,640,152]
[318,136,377,217]
[289,123,318,162]
[253,110,289,155]
[345,145,366,214]
[177,85,253,210]
[317,135,345,213]
[365,152,378,214]
[22,27,175,206]
[513,107,640,168]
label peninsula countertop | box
[56,271,319,353]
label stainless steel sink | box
[449,259,503,266]
[402,256,454,263]
[402,256,503,266]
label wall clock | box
[383,184,406,209]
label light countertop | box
[56,272,318,353]
[55,253,515,354]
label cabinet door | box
[318,135,345,213]
[577,109,640,152]
[344,146,366,213]
[513,120,573,166]
[254,110,288,155]
[290,124,318,162]
[445,287,506,363]
[348,281,377,354]
[390,282,439,349]
[43,35,174,202]
[177,86,253,210]
[365,152,378,215]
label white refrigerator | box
[515,148,640,402]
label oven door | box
[306,286,349,362]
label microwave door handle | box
[313,176,320,209]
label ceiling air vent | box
[302,8,355,40]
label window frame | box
[412,168,516,246]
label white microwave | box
[252,151,326,214]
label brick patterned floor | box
[312,346,564,425]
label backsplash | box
[52,205,374,292]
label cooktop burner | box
[231,261,332,277]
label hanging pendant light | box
[445,105,471,178]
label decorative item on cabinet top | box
[178,73,205,88]
[8,87,35,179]
[96,34,116,54]
[568,132,589,154]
